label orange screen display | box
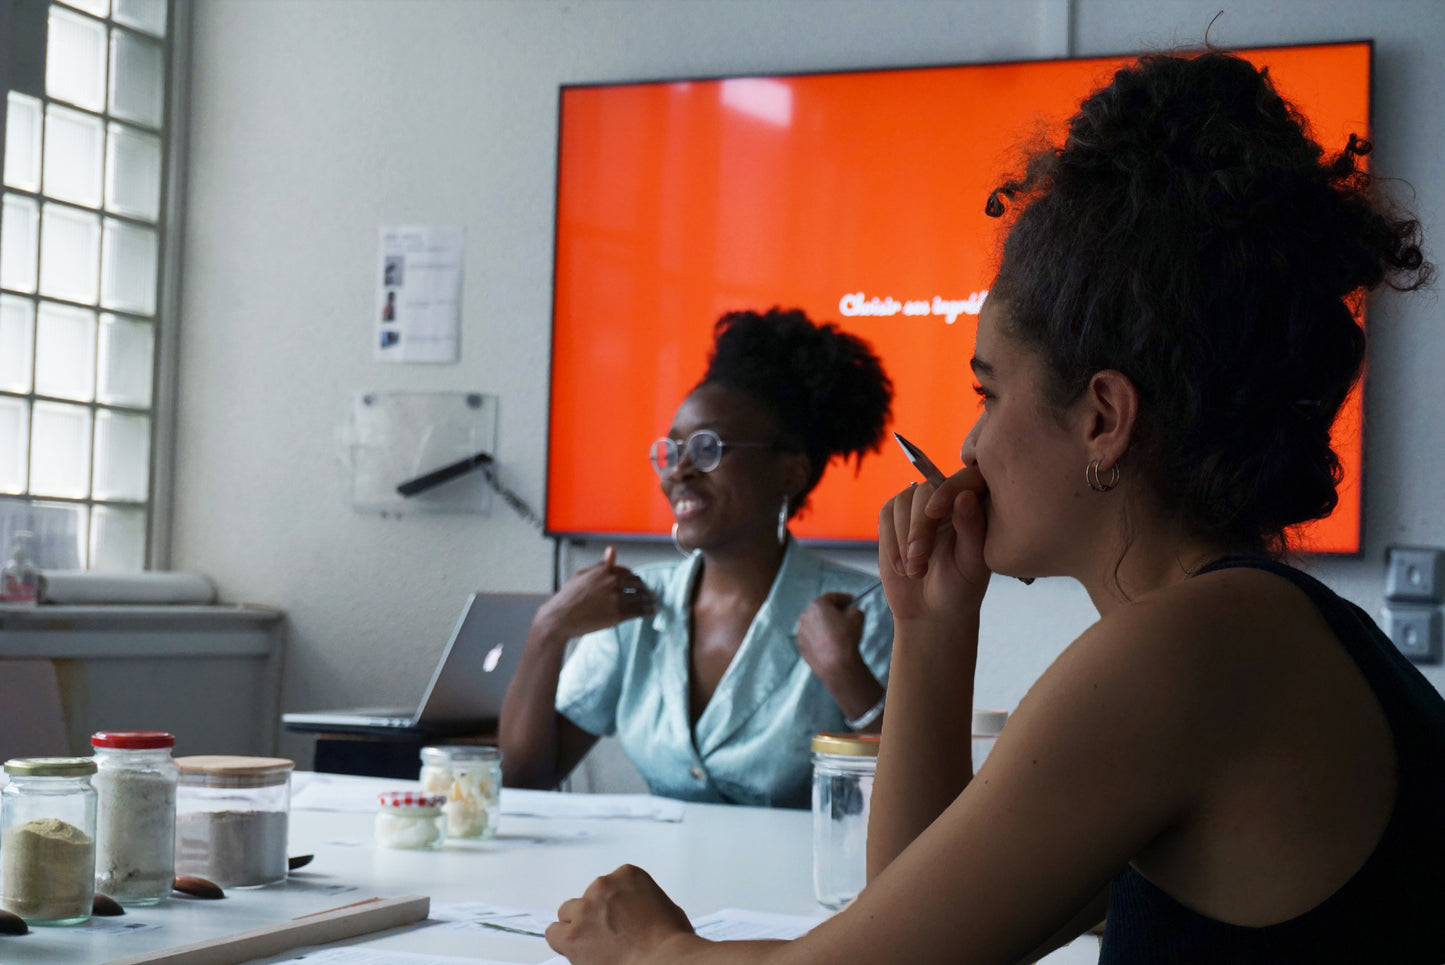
[549,42,1372,552]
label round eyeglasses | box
[649,430,773,476]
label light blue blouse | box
[555,540,893,808]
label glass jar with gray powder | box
[174,755,294,888]
[1,757,98,925]
[91,731,179,905]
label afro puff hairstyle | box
[698,307,894,517]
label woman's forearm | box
[866,614,980,878]
[498,619,573,788]
[814,651,887,730]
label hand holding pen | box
[891,432,1034,587]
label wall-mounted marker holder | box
[346,391,497,516]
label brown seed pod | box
[92,893,125,916]
[288,854,314,871]
[0,908,28,934]
[172,875,225,899]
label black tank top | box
[1100,556,1445,964]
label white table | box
[0,772,1100,964]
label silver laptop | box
[282,592,546,731]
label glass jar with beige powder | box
[1,757,98,925]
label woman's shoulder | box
[998,569,1324,821]
[1090,564,1321,662]
[1039,565,1334,749]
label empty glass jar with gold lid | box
[810,733,880,911]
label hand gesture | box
[534,546,657,641]
[879,465,992,624]
[795,592,867,682]
[546,864,695,965]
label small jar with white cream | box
[375,791,447,850]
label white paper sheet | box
[429,901,555,937]
[500,788,685,822]
[291,772,410,812]
[428,903,822,944]
[275,947,519,965]
[84,916,163,936]
[690,907,825,940]
[374,224,465,363]
[535,907,826,964]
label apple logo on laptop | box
[483,643,504,673]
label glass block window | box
[0,0,171,571]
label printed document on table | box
[273,948,520,965]
[430,901,554,937]
[537,907,826,964]
[374,224,464,363]
[500,787,685,822]
[290,774,684,821]
[292,772,406,812]
[690,908,827,940]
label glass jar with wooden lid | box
[173,755,294,888]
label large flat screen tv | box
[548,41,1372,553]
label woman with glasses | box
[544,51,1444,964]
[500,307,896,807]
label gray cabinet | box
[0,604,284,761]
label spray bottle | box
[0,531,41,604]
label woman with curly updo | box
[545,52,1442,964]
[501,307,895,808]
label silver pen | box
[847,576,884,609]
[892,432,1034,586]
[893,431,948,486]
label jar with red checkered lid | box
[374,790,447,850]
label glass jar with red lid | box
[91,731,179,905]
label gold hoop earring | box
[1086,459,1120,493]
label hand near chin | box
[546,864,696,965]
[879,465,992,620]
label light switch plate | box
[1383,605,1443,664]
[1385,546,1445,604]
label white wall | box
[174,0,1445,772]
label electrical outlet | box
[1383,605,1443,664]
[1385,546,1445,604]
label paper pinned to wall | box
[375,224,465,363]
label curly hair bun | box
[988,51,1430,553]
[700,307,894,507]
